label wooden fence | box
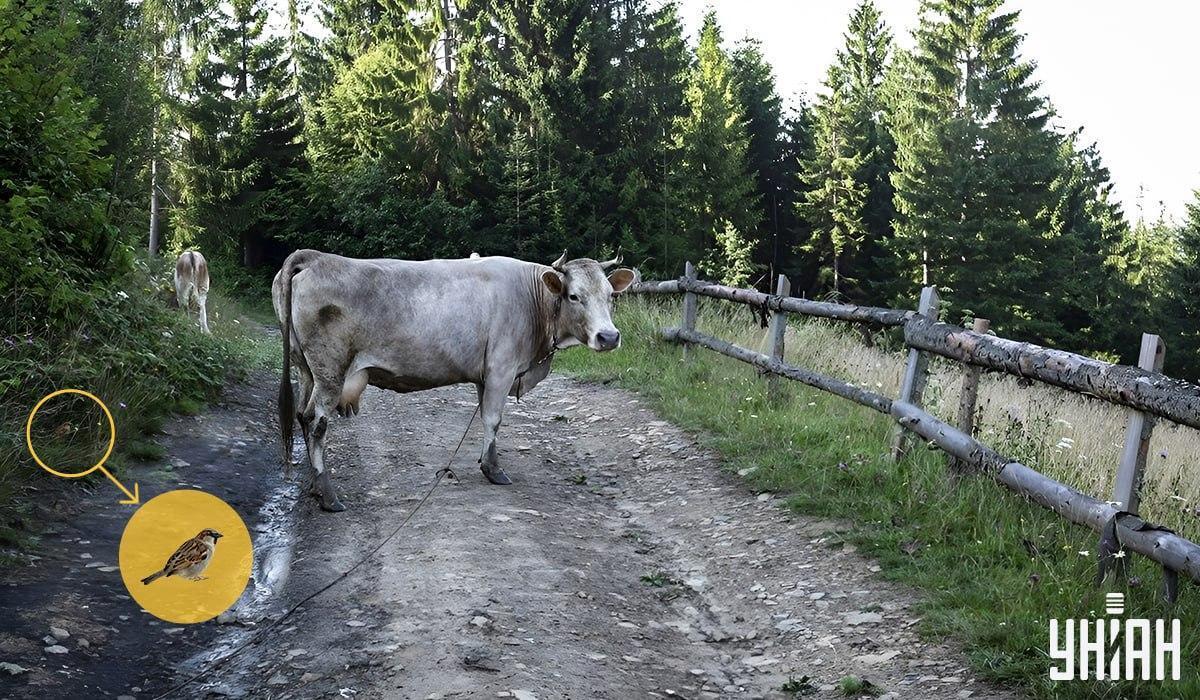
[628,263,1200,600]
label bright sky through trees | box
[679,0,1200,223]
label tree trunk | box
[148,43,161,257]
[148,155,160,256]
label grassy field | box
[0,256,276,557]
[557,296,1200,699]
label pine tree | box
[141,0,217,255]
[776,99,818,288]
[799,70,867,296]
[175,0,304,264]
[616,1,691,268]
[1169,190,1200,378]
[495,123,563,258]
[308,1,442,172]
[670,11,759,284]
[891,0,1062,340]
[1044,132,1132,353]
[455,1,689,264]
[731,38,784,278]
[709,220,755,287]
[841,0,895,300]
[320,0,385,76]
[799,0,893,299]
[286,0,327,103]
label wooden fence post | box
[1111,333,1166,514]
[950,317,990,473]
[767,274,790,403]
[891,286,940,462]
[681,261,698,361]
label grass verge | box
[0,255,276,557]
[557,297,1200,699]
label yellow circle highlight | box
[25,388,116,478]
[119,490,253,624]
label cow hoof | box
[320,497,346,512]
[480,464,513,485]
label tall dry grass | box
[713,300,1200,539]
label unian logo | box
[1049,593,1181,681]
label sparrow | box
[140,528,223,584]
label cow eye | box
[568,293,580,303]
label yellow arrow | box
[99,467,140,505]
[26,389,141,507]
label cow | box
[174,251,211,333]
[273,249,636,512]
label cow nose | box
[595,330,620,350]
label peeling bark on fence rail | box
[662,327,892,414]
[890,401,1200,583]
[632,278,914,326]
[904,317,1200,432]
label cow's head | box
[541,251,636,352]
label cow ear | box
[608,268,635,294]
[541,269,565,296]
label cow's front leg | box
[478,373,516,485]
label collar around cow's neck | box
[515,291,563,400]
[543,292,564,361]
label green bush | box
[0,258,272,549]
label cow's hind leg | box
[478,372,517,485]
[304,385,346,512]
[175,280,193,316]
[291,366,314,476]
[196,290,210,333]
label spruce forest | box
[3,0,1200,379]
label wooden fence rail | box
[626,266,1200,597]
[904,317,1200,432]
[629,278,914,326]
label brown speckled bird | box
[140,529,223,584]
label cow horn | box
[599,248,623,270]
[551,250,568,270]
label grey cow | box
[274,249,636,511]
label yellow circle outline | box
[25,388,116,478]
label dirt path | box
[2,371,1020,699]
[216,376,1015,700]
[0,373,286,700]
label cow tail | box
[278,258,300,470]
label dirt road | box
[1,371,1018,699]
